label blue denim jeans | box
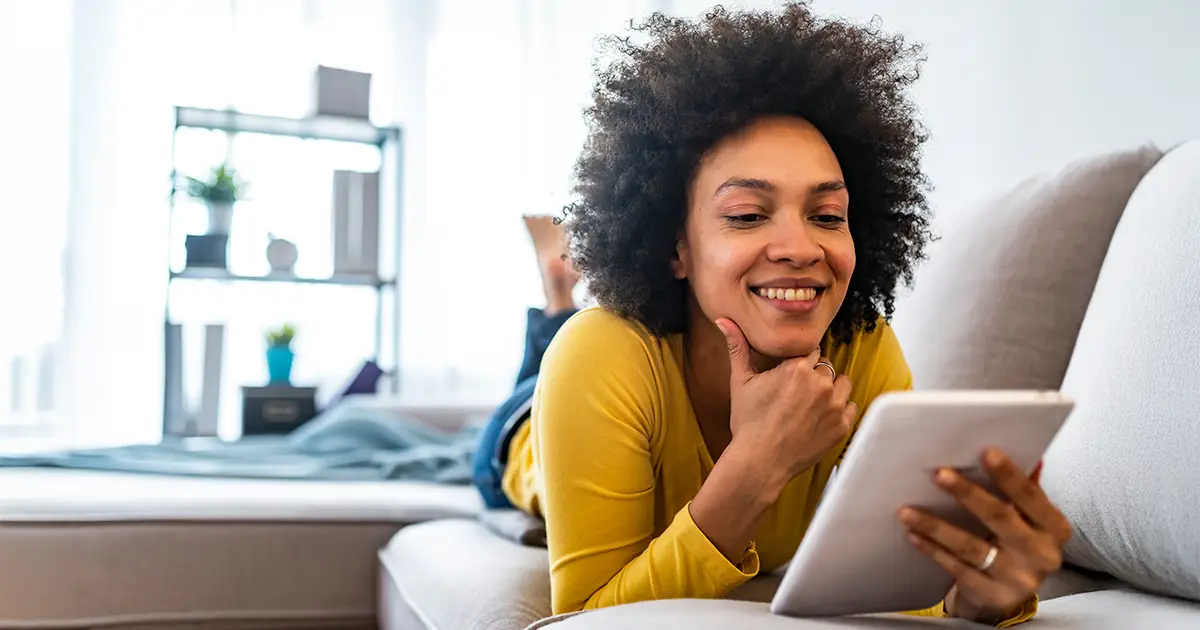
[471,307,576,508]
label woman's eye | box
[813,214,847,226]
[727,213,766,225]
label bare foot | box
[524,215,580,315]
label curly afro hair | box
[565,2,932,343]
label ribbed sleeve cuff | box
[676,502,760,587]
[995,593,1038,628]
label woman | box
[473,3,1072,626]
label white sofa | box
[0,405,491,630]
[379,139,1200,629]
[2,141,1196,630]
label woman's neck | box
[681,298,784,460]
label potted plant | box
[265,323,296,385]
[186,163,246,236]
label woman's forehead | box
[691,118,845,200]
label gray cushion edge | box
[377,549,437,630]
[0,609,372,630]
[524,611,585,629]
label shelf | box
[175,106,397,145]
[170,267,392,287]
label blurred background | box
[0,0,1197,450]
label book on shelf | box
[332,170,380,276]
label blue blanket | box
[0,402,485,483]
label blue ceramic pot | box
[266,346,294,384]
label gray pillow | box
[894,145,1164,391]
[1041,140,1200,601]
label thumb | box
[714,318,754,382]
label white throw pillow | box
[895,145,1163,390]
[1042,140,1200,601]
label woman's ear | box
[672,238,688,280]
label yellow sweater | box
[502,307,1035,625]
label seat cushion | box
[1034,590,1200,629]
[534,590,1200,630]
[530,599,978,629]
[892,144,1163,390]
[377,519,793,630]
[0,468,480,630]
[1041,140,1200,602]
[378,519,552,630]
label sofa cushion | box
[1041,140,1200,601]
[0,468,480,630]
[530,599,978,629]
[1034,590,1200,629]
[893,145,1163,390]
[536,591,1200,629]
[379,519,789,630]
[378,519,552,630]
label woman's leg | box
[473,216,579,508]
[512,214,580,383]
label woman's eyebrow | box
[713,177,846,198]
[811,180,847,194]
[712,177,775,198]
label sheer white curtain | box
[396,0,672,403]
[0,1,72,438]
[4,0,688,449]
[58,0,397,447]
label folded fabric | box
[0,398,486,483]
[481,508,548,547]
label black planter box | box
[241,385,318,436]
[185,234,229,269]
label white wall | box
[667,0,1200,343]
[669,0,1200,229]
[387,0,1199,400]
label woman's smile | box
[751,279,827,314]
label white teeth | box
[755,287,819,301]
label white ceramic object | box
[206,201,234,235]
[266,234,298,273]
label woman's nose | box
[764,219,823,267]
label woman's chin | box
[751,336,825,361]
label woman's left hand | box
[897,448,1073,625]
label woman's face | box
[674,116,854,359]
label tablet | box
[769,389,1074,619]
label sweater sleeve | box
[530,309,758,614]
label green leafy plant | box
[266,323,295,349]
[186,163,246,203]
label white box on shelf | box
[332,170,380,277]
[163,323,186,433]
[312,65,372,120]
[194,323,225,437]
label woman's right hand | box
[715,317,857,488]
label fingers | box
[905,532,1027,614]
[840,400,859,428]
[798,348,822,369]
[934,467,1064,575]
[831,372,852,404]
[899,508,1028,587]
[932,468,1030,542]
[714,318,755,382]
[982,449,1073,546]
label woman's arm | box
[532,311,764,614]
[686,438,788,561]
